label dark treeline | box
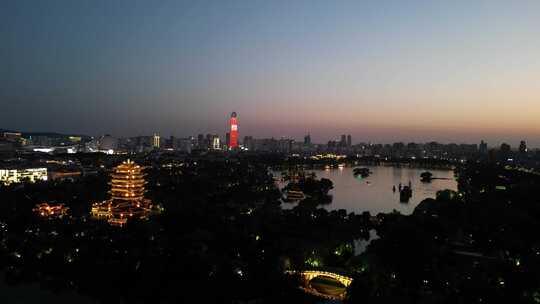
[346,162,540,303]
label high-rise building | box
[347,134,352,147]
[304,134,311,145]
[197,134,205,148]
[500,143,512,161]
[340,135,347,147]
[205,134,211,145]
[211,135,220,150]
[226,132,231,148]
[229,112,238,149]
[243,136,254,150]
[278,138,294,153]
[479,140,488,155]
[519,140,527,154]
[91,160,160,226]
[168,136,177,149]
[153,133,160,149]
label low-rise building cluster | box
[33,202,69,218]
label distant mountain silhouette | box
[0,129,90,139]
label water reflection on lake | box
[280,166,457,215]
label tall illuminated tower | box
[110,160,146,202]
[153,133,160,149]
[91,159,160,226]
[229,112,238,149]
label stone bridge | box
[285,270,354,300]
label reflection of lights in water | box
[275,166,456,215]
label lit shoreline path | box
[285,270,353,301]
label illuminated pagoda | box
[33,202,69,219]
[91,159,160,226]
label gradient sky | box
[1,0,539,146]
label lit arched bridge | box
[286,270,353,300]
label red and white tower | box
[229,112,238,149]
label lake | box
[280,165,457,215]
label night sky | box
[2,1,539,146]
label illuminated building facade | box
[0,168,48,185]
[33,203,69,219]
[229,112,238,149]
[211,135,220,150]
[91,159,160,226]
[153,133,160,149]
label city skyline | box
[2,125,535,150]
[2,1,540,146]
[3,2,540,303]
